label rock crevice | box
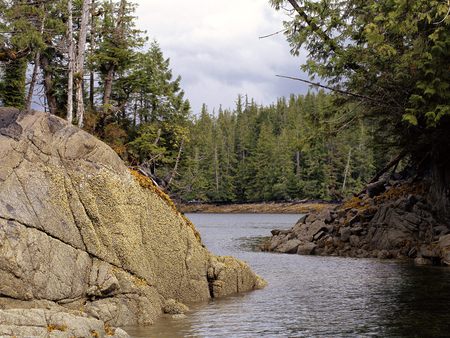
[0,108,266,335]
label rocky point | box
[264,176,450,266]
[0,108,266,337]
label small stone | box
[351,226,363,235]
[419,245,438,259]
[275,239,302,254]
[297,242,317,255]
[297,214,308,224]
[349,235,360,247]
[414,257,433,266]
[306,213,317,223]
[319,209,334,223]
[340,228,351,242]
[163,299,189,315]
[171,314,187,319]
[367,180,386,198]
[377,250,391,259]
[313,230,326,241]
[271,229,290,236]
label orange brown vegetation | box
[374,182,426,204]
[129,169,202,243]
[104,323,115,336]
[47,324,68,332]
[341,182,427,212]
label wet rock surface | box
[0,108,265,336]
[264,177,450,266]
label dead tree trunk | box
[26,6,46,112]
[75,0,91,128]
[166,140,185,189]
[40,54,58,115]
[89,0,96,110]
[67,0,74,123]
[341,148,352,193]
[26,51,40,112]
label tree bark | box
[67,0,74,123]
[429,148,450,218]
[341,148,352,193]
[165,139,184,189]
[89,0,96,109]
[26,51,41,112]
[75,0,91,128]
[102,64,115,114]
[26,2,47,112]
[40,54,58,115]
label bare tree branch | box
[259,28,287,39]
[276,74,385,104]
[434,0,450,24]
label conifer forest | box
[1,0,449,207]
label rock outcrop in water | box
[264,176,450,266]
[0,108,266,336]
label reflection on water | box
[125,213,450,337]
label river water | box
[126,213,450,337]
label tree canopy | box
[270,0,450,212]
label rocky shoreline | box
[178,201,331,214]
[263,177,450,266]
[0,108,266,337]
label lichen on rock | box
[0,108,266,334]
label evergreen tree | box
[270,0,450,213]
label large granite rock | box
[0,309,129,337]
[0,108,266,333]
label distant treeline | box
[172,92,376,203]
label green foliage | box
[0,0,52,108]
[270,0,450,168]
[174,92,375,202]
[92,0,146,76]
[1,58,27,108]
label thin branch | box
[276,74,384,104]
[285,0,339,53]
[434,0,450,24]
[259,28,287,39]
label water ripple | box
[126,213,450,338]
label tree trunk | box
[166,139,184,190]
[214,145,219,194]
[341,148,352,193]
[89,0,96,109]
[67,0,74,123]
[102,64,115,114]
[296,150,301,177]
[429,150,450,218]
[26,7,46,112]
[26,51,41,112]
[75,0,91,128]
[40,54,58,115]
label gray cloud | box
[135,0,311,113]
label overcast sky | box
[134,0,310,114]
